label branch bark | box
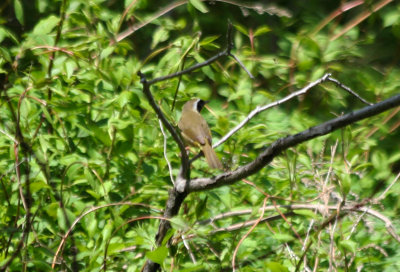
[188,94,400,192]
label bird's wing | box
[178,113,211,146]
[199,117,212,145]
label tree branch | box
[137,71,190,179]
[146,23,235,86]
[189,94,400,192]
[214,73,332,148]
[194,203,400,242]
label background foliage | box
[1,0,400,271]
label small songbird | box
[178,99,222,169]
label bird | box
[178,98,223,169]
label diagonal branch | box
[146,23,235,86]
[189,94,400,192]
[214,73,331,148]
[137,72,189,175]
[189,203,400,242]
[214,73,371,149]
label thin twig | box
[159,120,175,185]
[179,203,400,249]
[330,0,394,41]
[47,0,68,100]
[147,50,230,85]
[213,73,332,148]
[311,0,364,35]
[114,0,291,43]
[346,207,368,240]
[52,202,156,269]
[114,0,187,43]
[232,197,267,272]
[103,215,169,271]
[229,53,254,79]
[0,128,18,144]
[303,219,315,251]
[213,74,372,149]
[374,172,400,202]
[328,202,342,271]
[182,234,196,264]
[326,77,372,105]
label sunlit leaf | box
[14,0,24,25]
[146,246,168,264]
[189,0,209,13]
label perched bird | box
[178,99,222,169]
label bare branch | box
[232,197,267,271]
[188,203,400,242]
[190,94,400,192]
[159,120,175,185]
[326,76,372,105]
[114,0,187,43]
[52,202,154,269]
[137,71,190,182]
[374,172,400,202]
[141,21,254,88]
[147,50,229,85]
[114,0,291,44]
[214,73,332,148]
[229,52,254,79]
[182,234,197,264]
[214,74,373,149]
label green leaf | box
[102,221,114,242]
[170,216,189,231]
[200,35,220,45]
[293,210,318,219]
[254,26,271,37]
[273,233,294,242]
[340,173,351,196]
[116,90,133,108]
[108,242,126,255]
[57,208,75,231]
[234,23,248,36]
[383,10,400,27]
[86,216,97,238]
[265,261,289,272]
[189,0,209,13]
[100,46,115,59]
[0,46,12,63]
[339,240,357,254]
[151,27,169,49]
[14,0,24,25]
[44,202,59,218]
[33,15,59,35]
[30,180,51,194]
[146,246,168,264]
[195,196,208,219]
[161,228,175,246]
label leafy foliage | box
[0,0,400,271]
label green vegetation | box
[1,0,400,271]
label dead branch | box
[188,94,400,192]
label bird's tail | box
[202,142,223,169]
